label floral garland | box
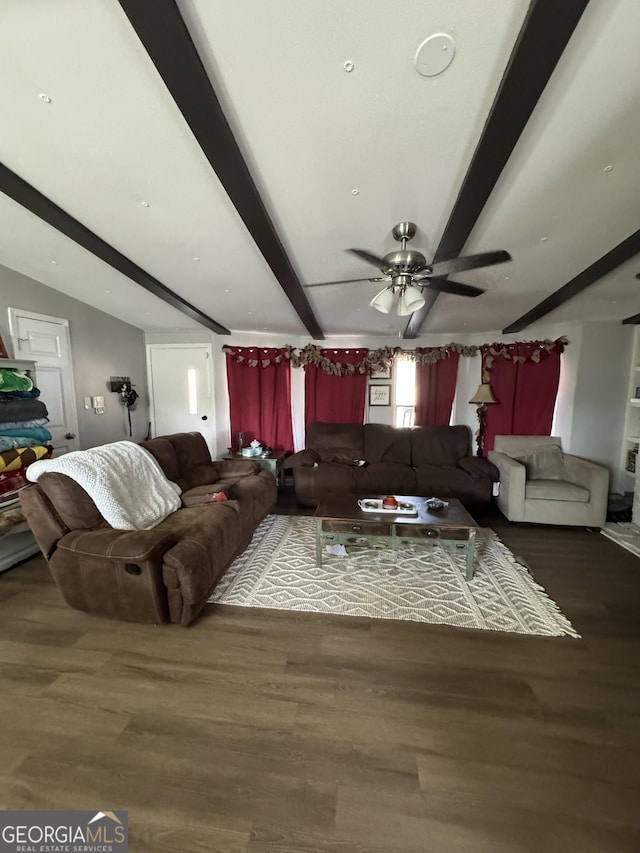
[222,345,295,369]
[413,344,479,364]
[480,337,568,382]
[292,345,398,375]
[222,337,569,377]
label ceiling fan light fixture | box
[370,287,395,314]
[396,285,425,315]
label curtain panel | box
[414,348,460,426]
[225,347,294,452]
[481,340,564,454]
[304,348,369,425]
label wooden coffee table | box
[314,494,479,580]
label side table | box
[222,451,287,487]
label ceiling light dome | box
[397,285,425,315]
[369,287,396,314]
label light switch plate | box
[84,397,92,410]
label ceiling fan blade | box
[304,277,387,288]
[427,279,485,298]
[427,250,511,277]
[346,248,389,269]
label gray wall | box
[1,264,150,448]
[569,321,634,488]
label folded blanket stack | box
[0,369,51,449]
[0,366,52,501]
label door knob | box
[201,415,208,421]
[65,432,76,439]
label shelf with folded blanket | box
[0,358,51,570]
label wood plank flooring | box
[1,488,639,852]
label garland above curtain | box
[222,337,569,376]
[414,344,478,364]
[222,345,295,368]
[480,337,568,382]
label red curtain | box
[482,343,562,454]
[414,350,460,426]
[225,348,294,452]
[304,348,368,425]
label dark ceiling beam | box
[117,0,324,341]
[504,229,640,333]
[0,163,230,334]
[404,0,591,339]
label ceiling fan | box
[304,222,512,315]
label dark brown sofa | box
[20,432,276,626]
[285,422,498,512]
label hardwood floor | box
[1,487,639,852]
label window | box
[394,357,415,427]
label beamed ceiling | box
[1,0,640,340]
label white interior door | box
[8,308,80,456]
[146,344,215,452]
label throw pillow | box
[512,445,566,480]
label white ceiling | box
[1,0,639,339]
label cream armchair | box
[488,436,609,528]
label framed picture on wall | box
[0,336,8,358]
[369,384,391,406]
[370,365,391,379]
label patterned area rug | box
[209,515,579,637]
[601,522,640,558]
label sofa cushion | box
[306,422,364,461]
[357,462,417,495]
[525,479,590,502]
[411,425,471,466]
[512,445,566,480]
[139,437,188,492]
[364,424,412,464]
[293,462,362,500]
[37,472,108,530]
[414,464,478,498]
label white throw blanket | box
[26,441,182,530]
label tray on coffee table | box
[358,498,418,516]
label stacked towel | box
[0,369,51,450]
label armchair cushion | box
[511,444,566,480]
[525,479,590,502]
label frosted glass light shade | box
[370,287,395,314]
[396,285,425,315]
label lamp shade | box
[469,383,496,404]
[369,287,396,314]
[396,285,426,316]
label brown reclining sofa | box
[20,432,276,626]
[286,422,498,513]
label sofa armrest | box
[487,450,526,520]
[51,527,176,624]
[562,454,610,501]
[282,449,321,469]
[216,459,261,478]
[56,527,176,562]
[459,456,500,481]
